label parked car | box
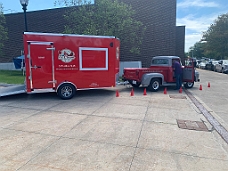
[199,62,206,69]
[211,61,219,71]
[205,60,219,71]
[205,61,212,70]
[196,60,201,68]
[214,60,228,73]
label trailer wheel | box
[57,83,76,100]
[148,78,160,92]
[184,82,194,89]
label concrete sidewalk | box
[0,86,228,171]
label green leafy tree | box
[0,3,8,56]
[184,52,188,58]
[188,42,205,59]
[55,0,146,54]
[202,13,228,60]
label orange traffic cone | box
[143,88,147,95]
[164,87,167,94]
[199,85,202,90]
[130,88,134,96]
[179,87,182,93]
[208,82,210,88]
[116,90,119,97]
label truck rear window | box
[151,59,168,65]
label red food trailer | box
[0,32,120,99]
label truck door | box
[183,58,194,82]
[27,42,56,90]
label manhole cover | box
[169,95,187,99]
[176,119,208,132]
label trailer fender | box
[141,73,164,86]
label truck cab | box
[123,56,200,91]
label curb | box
[194,95,228,132]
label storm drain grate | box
[177,119,208,132]
[169,95,187,99]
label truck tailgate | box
[0,84,26,97]
[123,68,140,81]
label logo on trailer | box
[58,49,75,63]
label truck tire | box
[57,83,76,100]
[184,82,194,89]
[148,78,160,92]
[128,80,141,88]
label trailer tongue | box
[0,84,26,97]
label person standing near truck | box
[173,60,183,90]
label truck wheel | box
[148,78,160,92]
[57,83,76,100]
[128,80,141,88]
[184,82,194,89]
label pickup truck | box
[123,56,200,91]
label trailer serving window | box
[79,47,108,71]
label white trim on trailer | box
[27,88,55,94]
[27,44,33,89]
[24,32,116,39]
[77,87,115,90]
[79,47,108,71]
[27,41,54,45]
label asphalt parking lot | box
[1,86,228,171]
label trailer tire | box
[148,78,160,92]
[57,83,76,100]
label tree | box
[188,42,205,59]
[55,0,146,54]
[0,3,8,56]
[202,13,228,59]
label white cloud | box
[177,14,218,51]
[177,14,214,32]
[177,0,219,8]
[185,34,202,52]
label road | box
[1,73,228,170]
[188,68,228,129]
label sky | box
[1,0,228,52]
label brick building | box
[1,0,185,67]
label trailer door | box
[28,42,56,90]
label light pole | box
[20,0,29,32]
